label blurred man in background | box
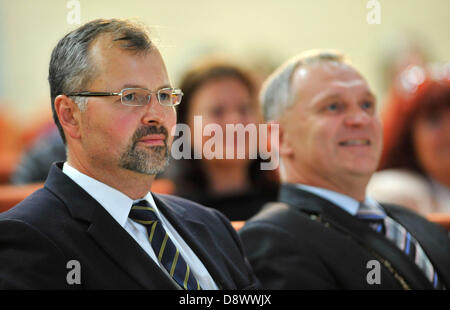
[239,50,450,289]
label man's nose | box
[141,96,167,125]
[344,108,371,127]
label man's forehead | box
[87,38,169,89]
[291,62,369,100]
[293,61,362,84]
[332,79,367,88]
[89,36,156,64]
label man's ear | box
[268,119,293,157]
[54,95,82,140]
[266,120,280,154]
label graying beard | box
[119,145,170,175]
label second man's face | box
[281,61,383,182]
[78,40,177,176]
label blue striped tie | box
[357,202,444,289]
[129,200,201,290]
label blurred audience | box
[10,125,65,184]
[0,104,57,184]
[161,57,279,221]
[368,63,450,214]
[379,35,429,97]
[0,107,22,183]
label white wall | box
[0,0,449,120]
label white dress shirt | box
[62,162,218,289]
[295,183,384,215]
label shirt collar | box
[295,183,383,216]
[62,162,156,227]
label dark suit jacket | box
[239,183,450,290]
[0,163,259,290]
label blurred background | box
[1,0,449,115]
[0,0,449,219]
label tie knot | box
[129,200,159,224]
[357,202,386,221]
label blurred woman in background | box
[161,57,279,220]
[368,63,450,214]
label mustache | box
[132,126,168,144]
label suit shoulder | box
[383,203,449,237]
[154,193,205,208]
[383,203,437,226]
[245,201,311,226]
[382,203,422,216]
[153,193,228,220]
[0,187,68,228]
[241,201,322,238]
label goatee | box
[119,125,170,175]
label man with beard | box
[0,19,258,290]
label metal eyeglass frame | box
[67,87,183,107]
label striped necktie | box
[129,200,201,290]
[357,202,444,289]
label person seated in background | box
[0,18,258,290]
[0,108,23,184]
[368,64,450,214]
[160,58,279,221]
[239,50,450,289]
[10,125,65,185]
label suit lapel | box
[279,184,433,289]
[87,203,180,290]
[319,204,433,289]
[153,194,232,289]
[385,206,450,287]
[44,163,179,290]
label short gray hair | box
[260,49,349,121]
[48,18,154,143]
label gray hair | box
[260,49,349,121]
[74,97,88,112]
[48,18,154,143]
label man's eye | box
[326,103,339,111]
[122,93,136,102]
[211,106,225,118]
[158,92,170,102]
[362,101,373,110]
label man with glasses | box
[0,19,258,290]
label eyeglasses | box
[67,87,183,107]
